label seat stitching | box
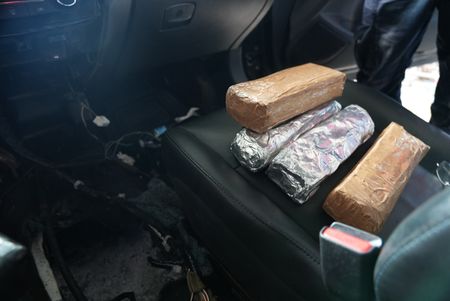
[166,131,320,265]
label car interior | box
[0,0,449,301]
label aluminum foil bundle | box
[267,105,375,204]
[230,101,342,172]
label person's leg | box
[355,0,436,102]
[357,0,380,35]
[430,0,450,133]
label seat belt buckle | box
[320,222,382,301]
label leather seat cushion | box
[162,81,450,300]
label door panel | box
[281,0,437,76]
[286,0,363,67]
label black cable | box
[147,255,183,270]
[109,292,136,301]
[41,198,89,301]
[44,220,88,301]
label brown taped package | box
[226,63,346,133]
[323,122,430,233]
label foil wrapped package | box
[230,101,342,172]
[267,105,375,204]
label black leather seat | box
[374,187,450,301]
[162,81,450,300]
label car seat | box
[162,81,450,300]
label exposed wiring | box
[0,103,147,198]
[187,269,211,301]
[80,103,103,142]
[178,222,214,301]
[104,131,158,160]
[78,99,159,163]
[0,99,161,301]
[146,224,172,253]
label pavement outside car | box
[401,62,439,122]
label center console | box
[0,0,102,66]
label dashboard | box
[0,0,273,76]
[108,0,272,75]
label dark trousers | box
[355,0,450,131]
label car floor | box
[0,79,240,301]
[50,170,209,301]
[45,95,238,300]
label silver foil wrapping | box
[230,101,342,172]
[267,105,375,204]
